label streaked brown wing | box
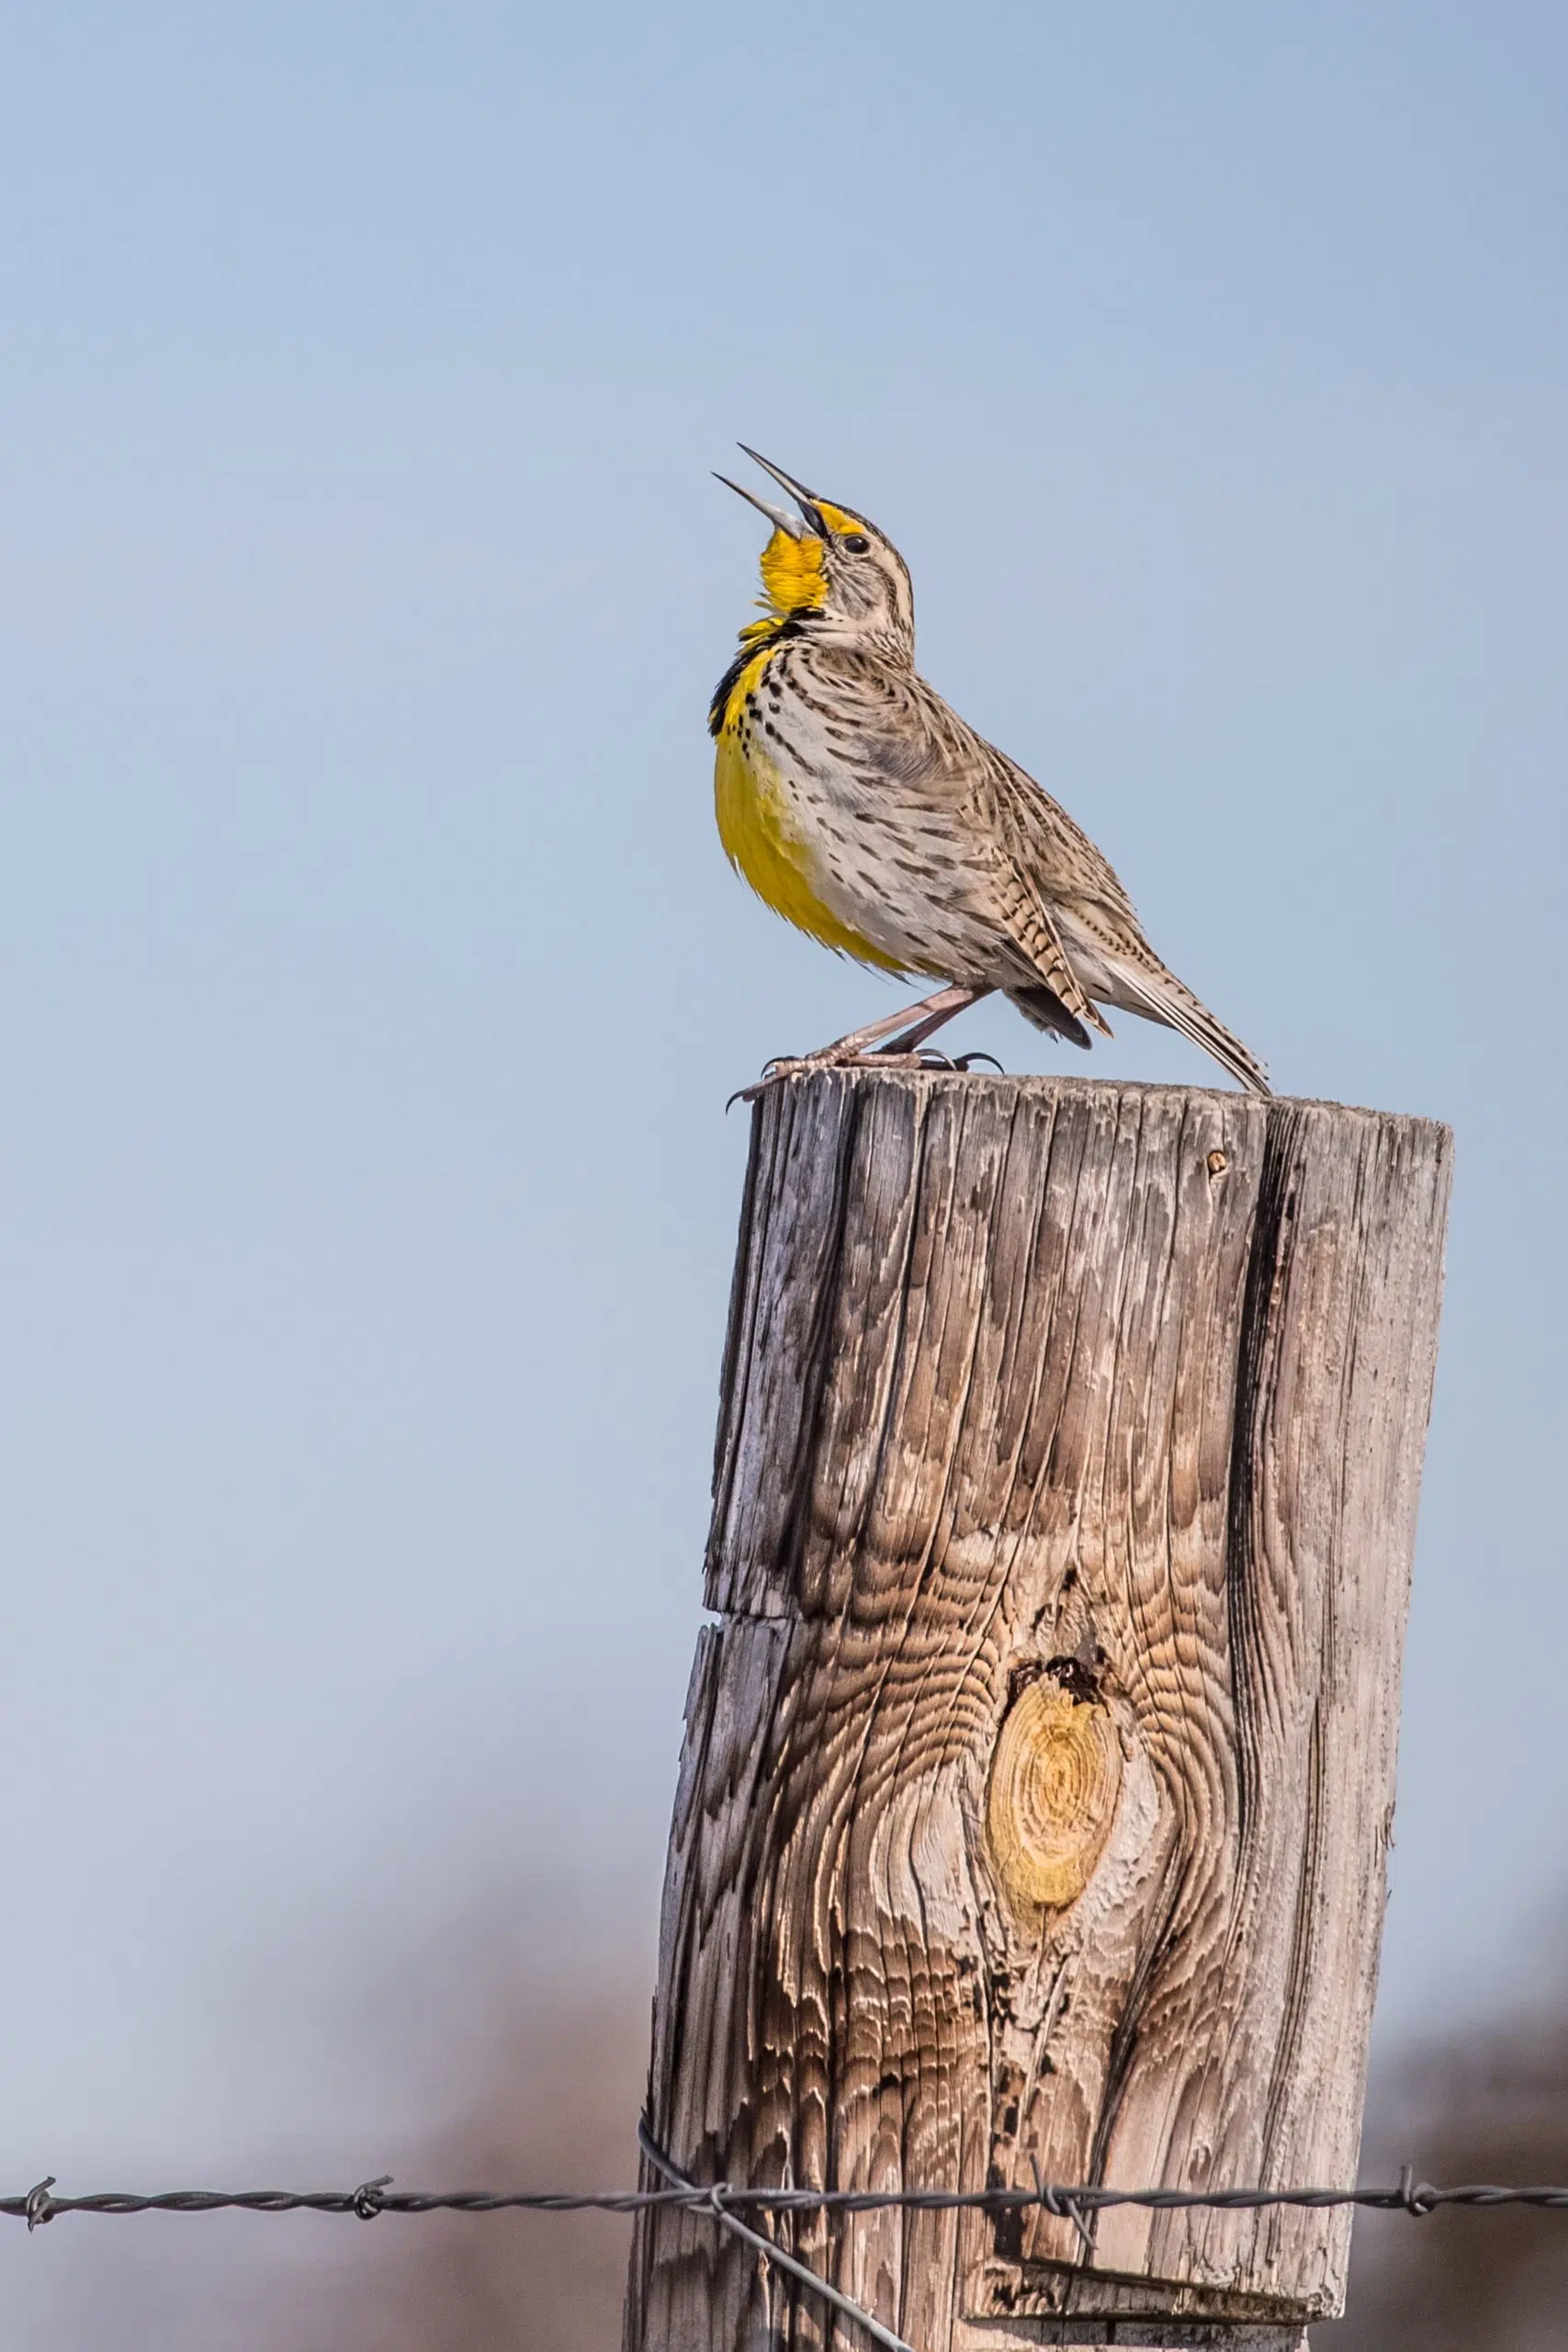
[972,748,1126,1031]
[981,745,1142,926]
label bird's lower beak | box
[714,473,803,537]
[732,446,829,537]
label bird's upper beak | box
[714,446,828,538]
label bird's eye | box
[840,533,871,554]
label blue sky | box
[0,0,1564,2276]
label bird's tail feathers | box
[1007,984,1096,1051]
[1109,962,1271,1096]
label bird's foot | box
[728,1044,1003,1109]
[729,1047,922,1107]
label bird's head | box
[716,447,915,658]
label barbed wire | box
[11,2131,1568,2352]
[8,2143,1568,2232]
[635,2122,919,2352]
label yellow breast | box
[713,650,901,970]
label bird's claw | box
[726,1054,809,1109]
[728,1045,1003,1108]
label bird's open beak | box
[715,446,829,537]
[713,473,801,537]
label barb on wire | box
[637,2120,914,2352]
[1030,2152,1094,2256]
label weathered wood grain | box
[625,1071,1451,2351]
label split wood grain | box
[624,1071,1451,2351]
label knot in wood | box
[986,1678,1122,1913]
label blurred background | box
[0,3,1564,2343]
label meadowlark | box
[712,447,1269,1095]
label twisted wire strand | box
[9,2143,1568,2231]
[13,2143,1568,2352]
[12,2133,1568,2352]
[636,2120,917,2352]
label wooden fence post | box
[624,1070,1451,2351]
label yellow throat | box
[710,524,902,970]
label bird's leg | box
[737,985,990,1102]
[874,986,996,1058]
[807,982,984,1061]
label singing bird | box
[711,448,1269,1095]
